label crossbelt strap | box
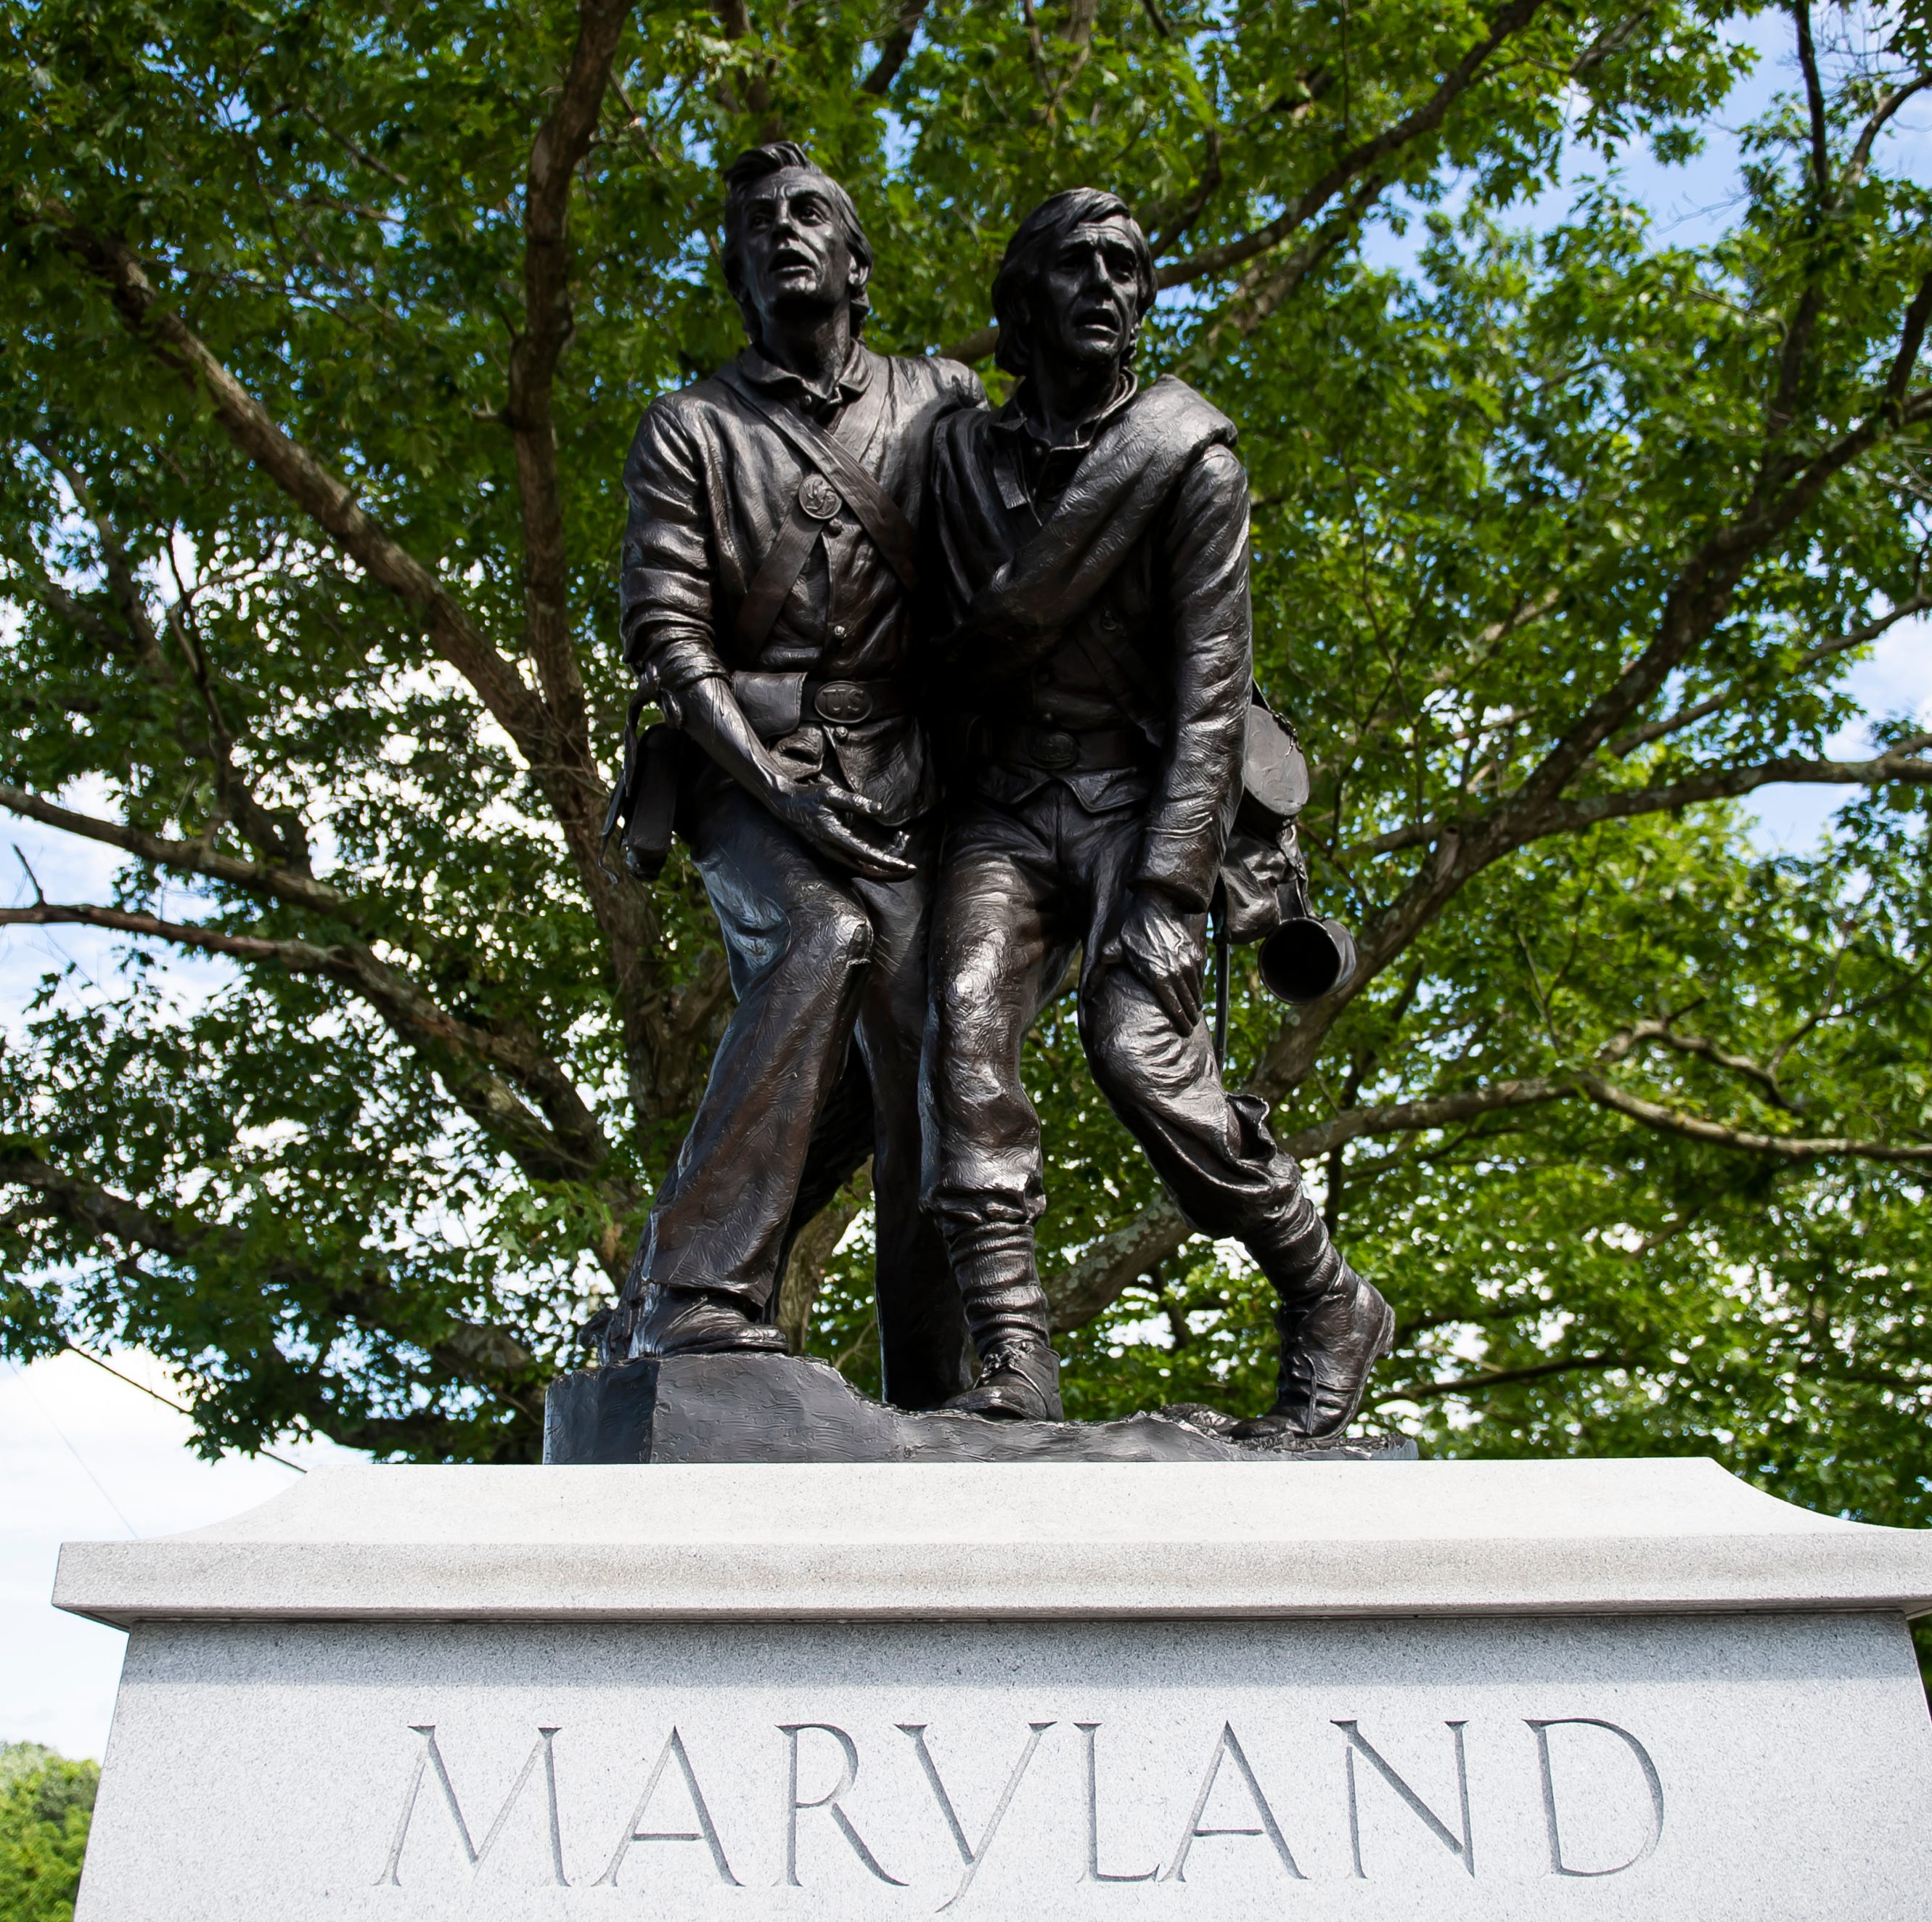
[735,494,820,650]
[720,368,920,592]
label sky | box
[4,10,1932,1764]
[0,1350,360,1759]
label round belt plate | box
[798,474,840,520]
[1034,730,1078,769]
[814,682,872,724]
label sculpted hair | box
[991,188,1156,378]
[720,143,873,345]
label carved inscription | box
[373,1712,1667,1895]
[1164,1723,1302,1883]
[1335,1719,1474,1879]
[597,1727,740,1887]
[1528,1717,1666,1876]
[380,1725,567,1886]
[782,1724,904,1887]
[899,1720,1054,1910]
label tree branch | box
[22,208,553,769]
[1845,73,1932,189]
[1183,173,1388,363]
[1389,1351,1632,1401]
[17,197,675,1115]
[861,0,928,94]
[1578,1074,1932,1164]
[936,0,1544,364]
[0,900,612,1182]
[1145,128,1224,255]
[1506,378,1932,829]
[507,0,631,774]
[0,1152,544,1434]
[1155,0,1547,289]
[0,783,355,920]
[1044,1195,1190,1335]
[1793,3,1830,203]
[1610,1021,1793,1110]
[1506,744,1932,842]
[1043,1075,1578,1333]
[1608,594,1932,756]
[1351,743,1932,857]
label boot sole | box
[944,1390,1064,1423]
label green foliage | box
[0,1743,97,1922]
[0,0,1927,1531]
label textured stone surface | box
[58,1460,1932,1918]
[54,1457,1932,1627]
[73,1611,1932,1920]
[541,1351,1417,1464]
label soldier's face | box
[735,171,861,331]
[1031,218,1144,377]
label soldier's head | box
[992,189,1155,385]
[721,144,874,351]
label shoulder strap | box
[719,367,920,592]
[961,377,1235,650]
[734,496,821,650]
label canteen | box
[1258,912,1357,1004]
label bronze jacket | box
[925,375,1252,910]
[621,343,985,825]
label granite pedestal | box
[54,1457,1932,1918]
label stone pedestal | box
[55,1457,1932,1918]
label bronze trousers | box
[629,772,967,1409]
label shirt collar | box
[992,368,1140,450]
[737,340,874,408]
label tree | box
[1,1,1926,1509]
[0,1743,97,1922]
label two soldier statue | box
[598,143,1391,1442]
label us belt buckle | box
[1034,729,1078,770]
[814,681,872,724]
[798,474,840,520]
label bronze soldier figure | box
[607,144,983,1409]
[919,189,1393,1432]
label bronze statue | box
[605,144,982,1410]
[917,189,1392,1434]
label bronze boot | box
[629,1282,790,1358]
[940,1220,1065,1421]
[1235,1261,1393,1442]
[949,1341,1063,1422]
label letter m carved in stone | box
[377,1725,568,1886]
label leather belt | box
[992,722,1145,774]
[806,678,908,725]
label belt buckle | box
[798,475,840,520]
[814,681,872,724]
[1033,729,1078,770]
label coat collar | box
[991,368,1140,451]
[736,340,875,410]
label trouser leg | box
[1071,803,1338,1293]
[848,817,970,1410]
[767,1041,874,1326]
[1071,806,1391,1434]
[920,801,1072,1386]
[624,780,874,1324]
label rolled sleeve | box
[1133,443,1253,909]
